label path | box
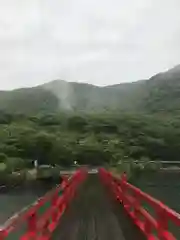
[53,174,145,240]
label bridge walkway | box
[53,174,145,240]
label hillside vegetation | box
[0,65,180,182]
[1,65,180,114]
[0,112,180,171]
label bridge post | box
[121,173,128,206]
[0,230,7,240]
[51,190,59,223]
[27,212,37,238]
[157,208,168,239]
[133,191,141,219]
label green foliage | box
[0,111,12,124]
[0,88,59,115]
[1,68,180,183]
[6,157,25,172]
[0,163,6,171]
[0,153,8,163]
[67,116,88,132]
[0,111,179,173]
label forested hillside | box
[0,65,180,114]
[0,87,59,115]
[144,66,180,113]
[0,112,180,172]
[0,65,180,178]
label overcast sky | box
[0,0,180,89]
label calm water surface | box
[134,171,180,238]
[0,181,57,224]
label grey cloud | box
[0,0,180,89]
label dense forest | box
[0,111,180,172]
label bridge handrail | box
[0,168,87,239]
[99,168,180,240]
[1,178,67,233]
[124,181,180,227]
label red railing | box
[0,169,87,240]
[99,168,180,240]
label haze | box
[0,0,180,90]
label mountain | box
[143,65,180,113]
[0,87,59,114]
[0,65,180,114]
[0,79,146,114]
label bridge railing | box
[99,168,180,240]
[0,169,87,240]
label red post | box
[144,219,152,237]
[121,173,127,206]
[133,191,141,218]
[41,218,50,237]
[27,212,37,237]
[157,207,168,239]
[0,230,6,240]
[51,191,58,223]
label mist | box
[43,80,74,111]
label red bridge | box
[0,168,179,240]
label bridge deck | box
[53,174,145,240]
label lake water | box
[134,171,180,238]
[0,181,57,224]
[134,171,180,212]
